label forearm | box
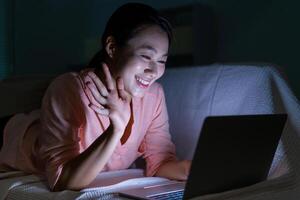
[155,160,191,181]
[54,125,123,191]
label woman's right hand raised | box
[85,63,132,134]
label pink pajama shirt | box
[0,69,176,190]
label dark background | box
[1,0,299,99]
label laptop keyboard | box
[149,190,184,200]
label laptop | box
[119,114,287,200]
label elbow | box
[52,179,85,192]
[51,167,85,191]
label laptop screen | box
[184,114,287,199]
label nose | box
[144,61,158,78]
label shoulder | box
[41,72,87,122]
[45,72,84,97]
[48,72,80,91]
[42,71,86,107]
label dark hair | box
[88,3,172,69]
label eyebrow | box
[138,44,168,57]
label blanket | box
[0,169,170,200]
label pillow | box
[0,115,13,149]
[0,75,53,117]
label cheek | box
[120,62,144,83]
[157,65,166,79]
[116,56,141,75]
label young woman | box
[0,3,191,191]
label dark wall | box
[0,0,13,79]
[3,0,300,98]
[213,0,300,98]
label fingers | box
[87,72,109,97]
[116,77,130,102]
[102,63,115,91]
[183,160,192,177]
[86,82,107,105]
[89,104,109,116]
[84,64,131,122]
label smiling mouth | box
[135,76,151,88]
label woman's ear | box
[105,36,117,59]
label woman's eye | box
[141,55,151,60]
[158,60,166,64]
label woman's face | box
[111,25,169,98]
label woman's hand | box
[177,160,192,180]
[85,63,131,133]
[55,64,132,191]
[155,160,192,181]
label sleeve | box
[138,84,177,177]
[38,73,86,190]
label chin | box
[126,83,149,98]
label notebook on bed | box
[119,114,287,200]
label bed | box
[0,64,299,200]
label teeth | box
[136,77,150,86]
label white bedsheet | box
[0,169,170,200]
